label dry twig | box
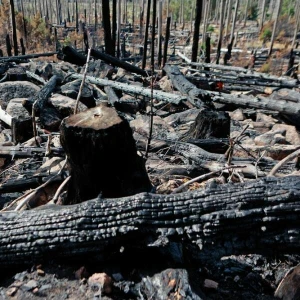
[268,148,300,177]
[171,165,246,194]
[74,48,91,114]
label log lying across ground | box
[170,142,295,177]
[68,73,186,105]
[210,91,300,117]
[0,52,58,64]
[177,51,299,88]
[163,64,212,108]
[1,176,300,267]
[61,46,150,77]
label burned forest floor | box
[0,41,299,300]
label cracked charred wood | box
[163,64,212,108]
[170,142,296,178]
[0,176,300,267]
[23,75,62,131]
[90,48,149,77]
[60,104,152,204]
[68,73,186,105]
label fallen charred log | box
[0,176,300,268]
[163,64,212,108]
[170,142,296,177]
[90,48,149,77]
[23,75,62,131]
[0,52,58,64]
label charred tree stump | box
[163,65,229,139]
[183,109,230,140]
[60,104,153,204]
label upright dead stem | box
[32,100,40,146]
[145,74,154,159]
[74,48,91,114]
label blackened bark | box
[142,0,151,69]
[162,16,171,69]
[6,34,12,57]
[9,0,18,56]
[0,176,300,267]
[102,0,114,56]
[112,0,117,53]
[191,0,203,62]
[60,104,152,203]
[90,48,149,76]
[151,0,157,71]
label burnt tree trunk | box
[90,48,149,76]
[61,46,87,66]
[112,0,117,53]
[142,0,151,69]
[1,176,300,268]
[216,0,225,64]
[60,104,153,204]
[23,75,62,131]
[69,73,185,104]
[6,34,12,57]
[150,0,156,71]
[102,0,114,56]
[163,64,212,108]
[9,0,18,56]
[162,16,171,69]
[191,0,203,62]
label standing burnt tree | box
[191,0,203,62]
[9,0,18,56]
[102,0,114,56]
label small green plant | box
[260,61,270,73]
[63,36,72,47]
[207,25,214,33]
[260,28,272,42]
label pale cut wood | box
[68,73,186,105]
